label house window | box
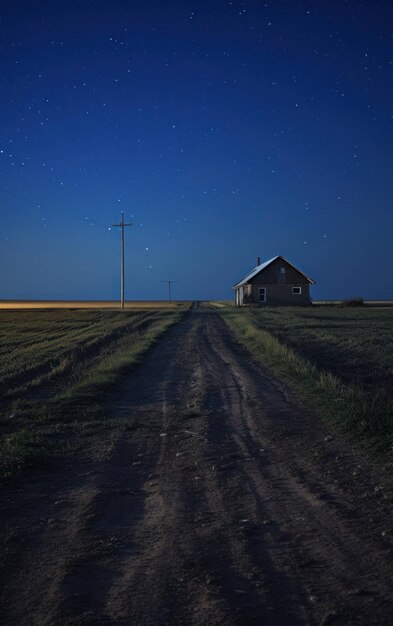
[278,266,286,284]
[292,286,302,295]
[258,288,266,302]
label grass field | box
[0,308,188,397]
[0,300,188,309]
[219,306,393,453]
[0,307,187,477]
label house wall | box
[234,258,313,306]
[248,258,311,305]
[250,283,310,306]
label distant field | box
[0,309,171,396]
[313,300,393,307]
[219,306,393,452]
[0,308,185,477]
[245,307,393,391]
[0,300,189,309]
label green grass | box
[0,429,53,478]
[219,306,393,454]
[0,309,188,397]
[0,308,185,478]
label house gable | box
[249,257,312,285]
[233,255,315,289]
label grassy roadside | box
[219,307,393,456]
[0,309,184,479]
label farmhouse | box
[233,255,315,306]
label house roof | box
[233,255,316,289]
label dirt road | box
[1,307,393,625]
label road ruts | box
[1,306,393,625]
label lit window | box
[292,286,302,295]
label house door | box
[258,287,266,303]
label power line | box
[112,211,132,310]
[0,186,113,231]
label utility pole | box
[161,280,178,303]
[112,211,132,310]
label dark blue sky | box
[0,0,392,300]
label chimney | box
[256,256,260,266]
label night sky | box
[0,1,392,301]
